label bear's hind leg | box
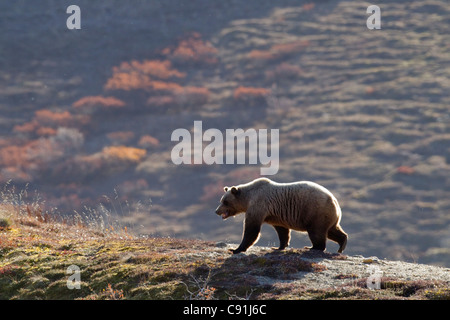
[273,226,290,250]
[327,225,348,253]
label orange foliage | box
[146,86,210,108]
[233,86,271,101]
[103,46,211,109]
[138,135,160,148]
[365,86,375,95]
[113,60,185,80]
[247,50,278,61]
[271,40,310,55]
[0,139,58,182]
[34,110,73,127]
[397,166,415,175]
[73,96,126,109]
[13,121,39,134]
[0,145,27,167]
[163,32,219,65]
[36,127,57,137]
[101,146,146,163]
[68,145,146,180]
[104,60,185,92]
[104,72,152,91]
[247,40,310,61]
[13,109,89,137]
[302,3,315,11]
[14,110,74,134]
[148,80,184,93]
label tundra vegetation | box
[1,0,450,271]
[0,193,448,300]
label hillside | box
[0,0,450,267]
[0,205,449,300]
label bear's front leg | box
[231,220,261,254]
[273,226,291,250]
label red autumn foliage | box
[271,40,310,56]
[148,81,184,93]
[138,135,160,148]
[36,127,57,137]
[366,86,376,95]
[247,40,310,61]
[1,126,85,184]
[147,86,210,108]
[103,48,211,109]
[13,109,89,138]
[101,146,147,163]
[163,32,219,65]
[247,50,278,61]
[104,71,151,91]
[233,86,271,101]
[14,110,74,134]
[397,166,415,175]
[0,140,52,182]
[63,145,147,181]
[302,3,315,11]
[72,96,126,109]
[116,60,186,79]
[0,145,27,167]
[13,121,39,135]
[104,60,185,92]
[34,109,73,127]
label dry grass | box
[1,0,450,272]
[1,196,448,300]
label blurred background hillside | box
[1,0,449,266]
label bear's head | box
[215,186,246,220]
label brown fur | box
[215,178,347,254]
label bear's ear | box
[230,186,241,196]
[224,186,229,192]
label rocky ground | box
[1,0,450,268]
[1,205,449,300]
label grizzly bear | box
[215,178,347,254]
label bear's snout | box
[215,205,231,220]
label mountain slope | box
[0,0,449,266]
[1,206,448,300]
